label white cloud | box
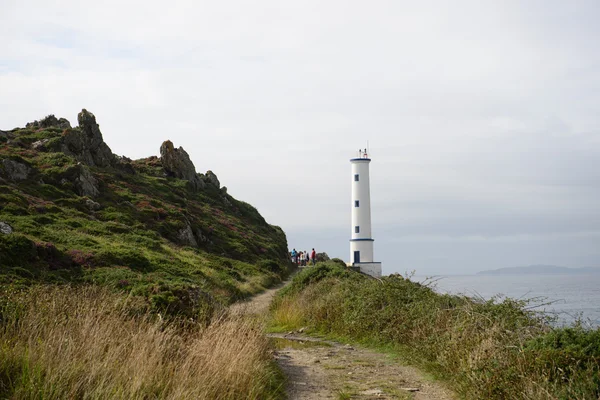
[1,0,599,273]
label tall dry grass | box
[0,285,283,399]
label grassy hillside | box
[0,110,291,317]
[0,111,290,398]
[271,263,600,400]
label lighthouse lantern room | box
[349,149,382,278]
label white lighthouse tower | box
[349,149,382,278]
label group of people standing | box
[290,248,316,267]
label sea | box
[412,274,600,328]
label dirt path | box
[230,278,289,316]
[270,333,454,400]
[233,276,455,400]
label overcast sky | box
[1,1,599,275]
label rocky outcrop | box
[26,115,71,130]
[178,223,198,247]
[160,140,205,190]
[32,139,50,150]
[177,222,213,247]
[0,222,13,235]
[115,155,136,174]
[63,163,100,197]
[61,109,114,167]
[204,170,220,188]
[1,159,31,181]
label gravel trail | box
[233,275,456,400]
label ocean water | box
[413,274,600,328]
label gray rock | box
[0,221,13,235]
[160,140,205,190]
[26,115,71,130]
[204,170,220,188]
[61,109,114,167]
[195,228,210,243]
[57,118,71,129]
[195,173,207,189]
[85,199,101,211]
[70,163,100,197]
[360,389,384,396]
[115,155,135,174]
[1,159,30,181]
[220,186,227,194]
[178,223,198,247]
[32,138,50,150]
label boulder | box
[115,155,136,175]
[65,163,100,197]
[204,170,220,188]
[85,199,101,211]
[57,118,71,129]
[178,223,198,247]
[0,222,13,235]
[32,138,50,150]
[1,159,31,181]
[61,109,114,167]
[160,140,205,190]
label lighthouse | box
[349,149,382,278]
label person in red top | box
[311,248,316,265]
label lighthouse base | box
[349,262,382,278]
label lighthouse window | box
[355,226,360,233]
[354,174,359,182]
[354,200,359,207]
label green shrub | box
[524,327,600,397]
[330,258,346,267]
[148,283,219,323]
[0,235,36,267]
[275,262,358,299]
[257,259,284,273]
[272,264,600,400]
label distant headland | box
[477,265,600,275]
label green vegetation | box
[0,114,291,398]
[0,121,291,317]
[271,263,600,399]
